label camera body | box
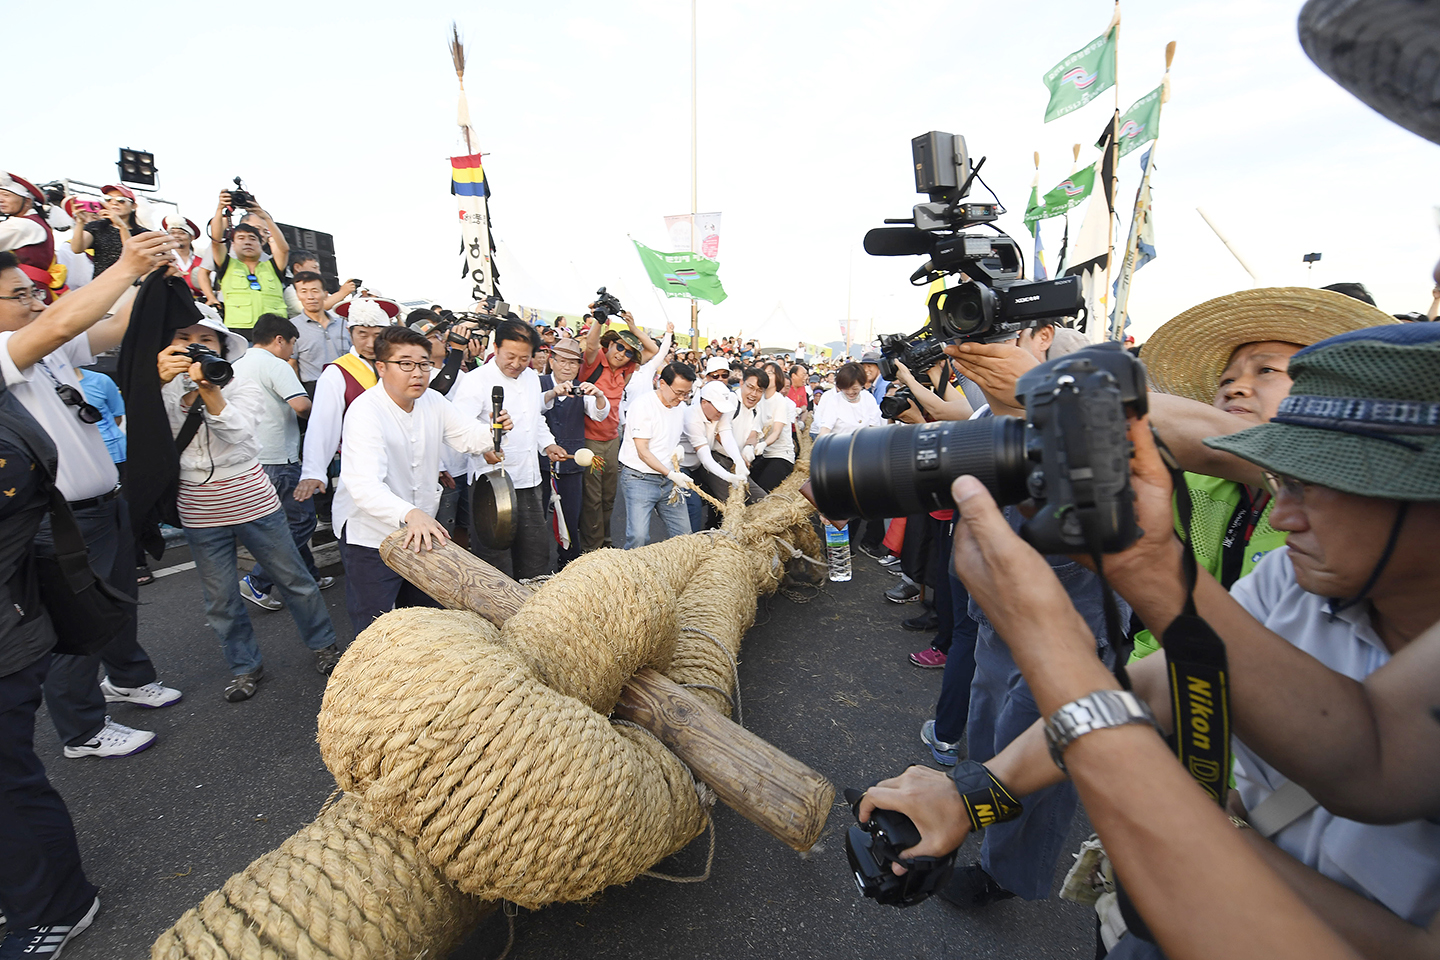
[183,343,234,387]
[842,787,955,907]
[812,342,1147,556]
[876,330,948,383]
[228,176,257,210]
[591,286,624,324]
[878,384,916,421]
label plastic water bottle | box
[825,521,852,582]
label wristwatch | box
[1044,690,1158,773]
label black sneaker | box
[884,581,922,604]
[902,609,940,631]
[0,894,99,958]
[859,542,888,561]
[314,644,344,676]
[938,863,1017,909]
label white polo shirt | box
[0,331,119,501]
[1230,547,1440,926]
[451,360,556,490]
[619,390,688,475]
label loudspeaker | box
[275,222,340,292]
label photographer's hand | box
[859,767,971,870]
[157,346,191,385]
[945,334,1041,416]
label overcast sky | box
[11,0,1437,345]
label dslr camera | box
[227,176,257,210]
[866,132,1084,380]
[842,788,955,907]
[183,343,234,387]
[812,342,1147,555]
[878,385,916,421]
[590,286,625,323]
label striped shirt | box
[177,462,280,528]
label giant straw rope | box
[154,444,823,959]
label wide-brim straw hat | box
[1206,324,1440,501]
[1142,287,1397,403]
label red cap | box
[100,184,136,201]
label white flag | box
[663,212,722,258]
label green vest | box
[1131,472,1287,661]
[218,257,287,330]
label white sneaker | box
[240,575,283,611]
[315,575,336,590]
[63,717,156,759]
[100,676,182,708]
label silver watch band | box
[1045,690,1158,773]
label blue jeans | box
[933,568,978,744]
[681,467,706,532]
[619,466,691,549]
[185,507,338,675]
[249,462,319,593]
[966,539,1125,900]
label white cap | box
[704,356,730,376]
[699,380,738,414]
[344,298,399,329]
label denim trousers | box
[0,653,98,929]
[966,553,1124,900]
[681,466,707,532]
[619,466,692,549]
[35,497,156,746]
[249,462,320,594]
[184,507,338,675]
[933,575,979,745]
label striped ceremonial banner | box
[451,153,488,197]
[451,152,495,299]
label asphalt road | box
[36,508,1096,960]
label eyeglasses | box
[54,383,103,424]
[707,371,729,380]
[246,272,262,291]
[381,359,433,372]
[1261,471,1307,503]
[0,286,44,304]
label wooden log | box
[379,532,834,852]
[378,530,532,627]
[614,667,834,851]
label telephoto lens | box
[184,344,234,387]
[810,419,1031,520]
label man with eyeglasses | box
[0,235,184,760]
[617,361,697,549]
[453,319,569,580]
[208,189,289,341]
[335,326,505,632]
[577,307,658,551]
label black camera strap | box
[175,403,206,454]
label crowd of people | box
[2,46,1440,957]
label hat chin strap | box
[1328,501,1410,619]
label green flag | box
[1041,25,1118,122]
[1106,84,1163,159]
[1022,164,1097,229]
[633,241,728,305]
[1024,183,1042,237]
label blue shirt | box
[868,375,888,404]
[78,368,126,464]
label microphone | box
[863,227,933,257]
[491,385,506,452]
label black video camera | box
[591,286,624,323]
[878,384,916,421]
[228,177,257,210]
[184,343,234,387]
[842,787,955,908]
[812,342,1147,555]
[866,132,1084,371]
[876,331,948,383]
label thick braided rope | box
[318,608,706,909]
[151,793,485,960]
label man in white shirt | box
[231,313,333,611]
[679,379,745,529]
[0,238,183,760]
[452,319,569,579]
[617,361,697,549]
[729,367,770,478]
[619,321,673,427]
[334,326,506,632]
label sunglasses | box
[54,383,103,424]
[246,271,262,291]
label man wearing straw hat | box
[1132,286,1398,658]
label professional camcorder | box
[590,286,625,323]
[184,343,234,387]
[866,132,1084,380]
[842,788,955,907]
[812,342,1147,555]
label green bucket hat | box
[1205,324,1440,501]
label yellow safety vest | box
[218,257,287,330]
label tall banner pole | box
[689,0,700,345]
[450,24,497,303]
[1112,41,1176,338]
[1104,1,1121,340]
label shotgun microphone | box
[491,385,506,452]
[863,227,933,257]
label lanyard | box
[1218,486,1271,590]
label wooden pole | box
[378,530,835,851]
[613,668,833,852]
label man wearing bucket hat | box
[1131,287,1398,658]
[293,296,400,511]
[872,324,1440,959]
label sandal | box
[224,666,264,703]
[136,566,155,586]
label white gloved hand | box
[742,444,755,462]
[667,470,691,488]
[753,440,768,456]
[734,463,750,481]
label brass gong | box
[471,468,516,550]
